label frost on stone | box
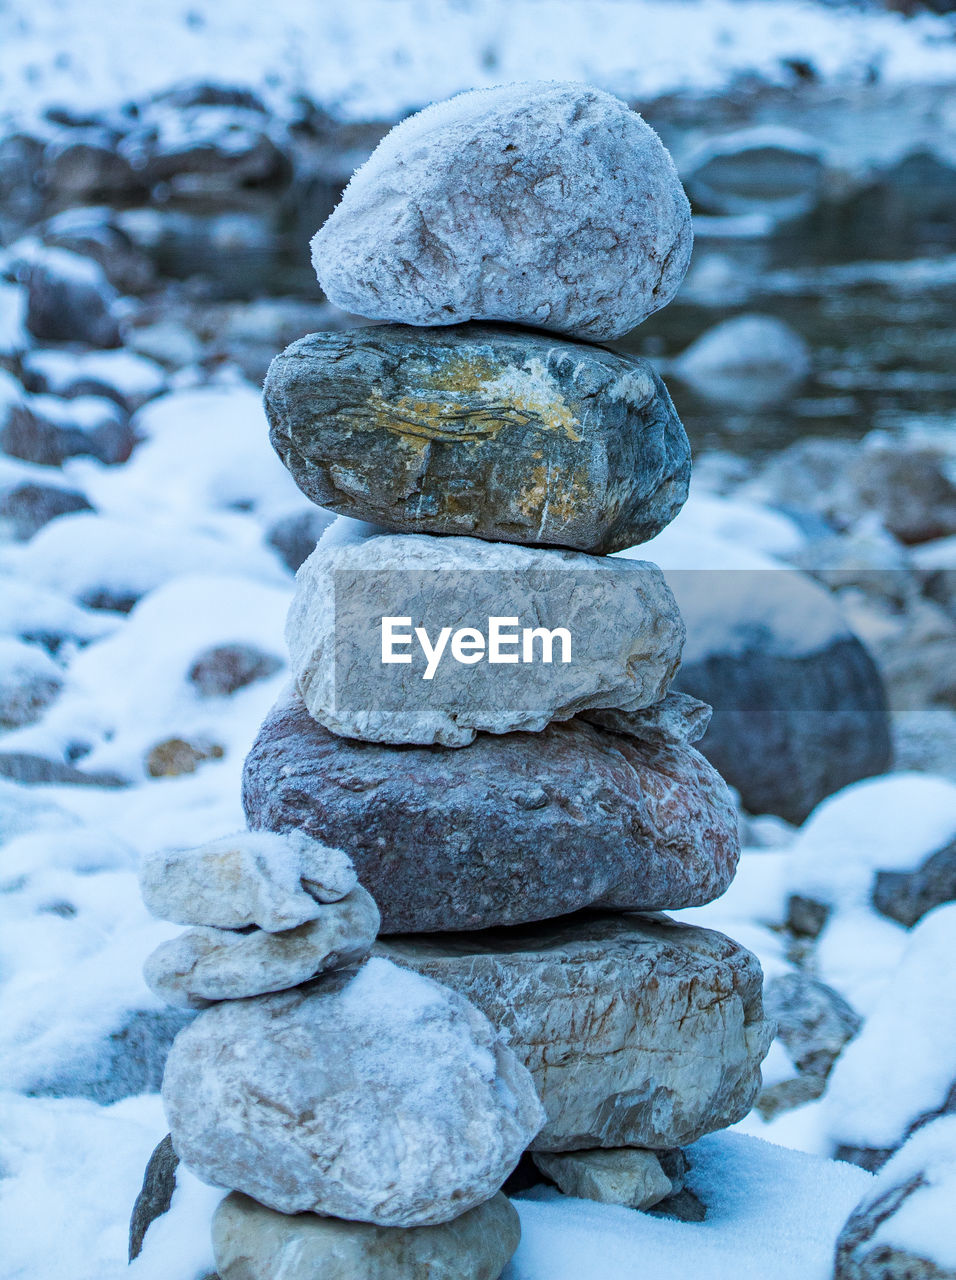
[161,958,545,1225]
[311,81,692,340]
[139,829,359,932]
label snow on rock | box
[822,904,956,1156]
[0,573,118,649]
[140,828,357,931]
[0,635,63,729]
[0,1092,182,1280]
[312,82,692,340]
[0,860,180,1092]
[835,1115,956,1279]
[2,573,289,779]
[786,773,956,917]
[23,347,168,410]
[680,127,826,220]
[162,957,545,1225]
[506,1131,873,1280]
[5,512,287,614]
[72,383,305,526]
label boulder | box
[873,837,956,928]
[242,688,740,933]
[23,248,122,348]
[187,642,283,697]
[669,568,891,823]
[162,958,544,1225]
[0,480,93,540]
[532,1147,686,1210]
[212,1189,520,1280]
[140,829,358,931]
[682,126,825,220]
[0,637,63,729]
[757,973,861,1120]
[379,913,772,1151]
[143,886,380,1008]
[265,326,690,553]
[312,82,692,340]
[287,529,684,746]
[834,1116,956,1280]
[1,394,133,467]
[672,314,811,408]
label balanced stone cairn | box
[137,82,773,1279]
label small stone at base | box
[211,1190,521,1280]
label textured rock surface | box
[162,958,544,1225]
[757,972,861,1120]
[242,689,740,932]
[835,1117,956,1280]
[311,82,692,340]
[873,837,956,928]
[379,912,773,1150]
[764,972,861,1079]
[265,326,690,553]
[288,530,684,746]
[140,829,357,931]
[532,1147,685,1210]
[129,1134,179,1261]
[187,642,283,697]
[143,886,380,1007]
[212,1189,521,1280]
[582,689,712,746]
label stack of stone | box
[140,82,773,1279]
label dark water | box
[615,234,956,460]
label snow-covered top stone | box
[140,829,359,932]
[312,81,692,340]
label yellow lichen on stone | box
[515,463,591,531]
[480,358,583,442]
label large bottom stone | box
[379,912,773,1151]
[242,689,739,932]
[212,1190,520,1280]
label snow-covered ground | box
[1,2,955,1275]
[0,370,952,1276]
[1,0,956,124]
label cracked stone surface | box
[241,688,740,933]
[265,325,690,553]
[287,530,684,746]
[582,690,712,747]
[379,912,773,1150]
[310,82,692,340]
[212,1189,521,1280]
[162,958,544,1226]
[143,886,380,1008]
